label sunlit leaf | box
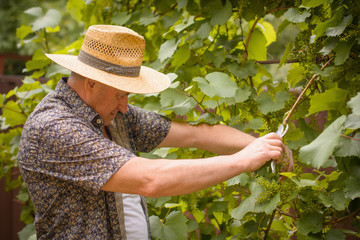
[302,0,328,8]
[205,72,237,98]
[247,28,267,61]
[259,21,276,46]
[66,0,85,22]
[308,88,348,115]
[16,25,33,41]
[3,101,28,127]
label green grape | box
[255,177,280,205]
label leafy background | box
[1,0,360,239]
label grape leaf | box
[16,25,33,41]
[345,114,360,130]
[325,15,353,37]
[247,28,267,61]
[254,193,280,214]
[334,39,356,65]
[257,91,289,115]
[326,229,346,240]
[226,173,249,187]
[314,10,343,38]
[230,181,263,220]
[334,133,360,157]
[279,41,293,68]
[344,176,360,199]
[2,101,28,127]
[347,92,360,116]
[193,77,217,98]
[287,64,306,87]
[172,44,191,69]
[205,72,237,98]
[158,39,179,62]
[260,21,276,46]
[150,211,188,240]
[296,212,323,235]
[299,116,346,169]
[31,9,62,31]
[24,7,43,17]
[308,88,348,115]
[210,0,232,26]
[284,8,311,23]
[18,224,36,240]
[194,22,211,39]
[66,0,85,22]
[228,61,257,80]
[160,88,196,115]
[301,0,328,8]
[111,12,131,25]
[331,190,346,211]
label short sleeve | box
[125,105,171,153]
[19,114,135,194]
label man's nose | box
[117,95,128,113]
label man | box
[18,25,285,239]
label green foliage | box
[1,0,360,239]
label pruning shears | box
[271,123,289,174]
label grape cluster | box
[298,186,323,213]
[255,177,297,206]
[255,177,280,205]
[291,30,319,67]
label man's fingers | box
[263,132,282,140]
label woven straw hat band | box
[78,25,145,77]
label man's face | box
[88,81,129,126]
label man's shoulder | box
[24,92,76,132]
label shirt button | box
[96,119,102,124]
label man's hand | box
[233,133,283,172]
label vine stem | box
[342,135,360,141]
[332,208,360,224]
[282,57,334,126]
[244,17,260,61]
[244,6,292,61]
[264,209,276,239]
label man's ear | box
[85,78,96,90]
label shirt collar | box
[56,77,104,128]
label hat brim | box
[45,54,170,94]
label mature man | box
[18,25,284,239]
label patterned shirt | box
[18,78,171,239]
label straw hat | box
[45,25,170,94]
